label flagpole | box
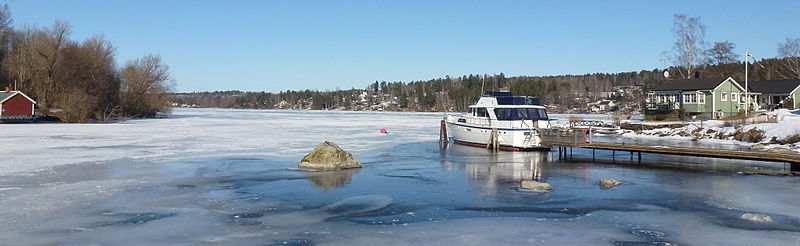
[745,50,749,116]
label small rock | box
[740,213,772,223]
[520,180,552,191]
[599,178,623,189]
[298,141,362,170]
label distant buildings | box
[588,100,617,112]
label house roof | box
[651,78,729,91]
[747,80,800,94]
[0,91,37,104]
[0,91,15,102]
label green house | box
[647,77,755,120]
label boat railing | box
[538,129,589,146]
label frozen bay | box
[1,108,800,245]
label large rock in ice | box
[520,180,552,191]
[599,178,623,189]
[740,213,772,223]
[298,141,362,170]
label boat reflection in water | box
[441,144,591,196]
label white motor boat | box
[444,91,551,150]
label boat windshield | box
[494,108,548,121]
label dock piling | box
[612,150,615,163]
[439,120,448,149]
[638,152,642,164]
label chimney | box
[3,86,10,92]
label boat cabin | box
[459,92,549,127]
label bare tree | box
[704,41,739,77]
[4,21,72,114]
[777,37,800,79]
[119,54,173,117]
[705,41,738,65]
[668,14,706,79]
[0,3,13,83]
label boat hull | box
[446,122,548,151]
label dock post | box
[612,150,615,163]
[558,147,563,159]
[439,120,448,149]
[487,128,499,151]
[630,151,634,163]
[637,152,642,164]
[791,162,799,173]
[592,149,595,162]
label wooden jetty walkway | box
[436,120,800,173]
[540,131,800,173]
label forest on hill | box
[174,14,800,113]
[172,56,797,112]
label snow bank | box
[618,110,800,152]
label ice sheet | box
[1,109,799,245]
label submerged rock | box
[740,213,773,223]
[298,141,362,170]
[520,180,552,191]
[599,178,623,189]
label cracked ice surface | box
[1,108,799,245]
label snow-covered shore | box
[620,109,800,153]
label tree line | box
[0,4,172,122]
[176,14,800,113]
[174,56,799,113]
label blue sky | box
[8,1,800,92]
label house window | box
[698,93,705,104]
[739,93,746,103]
[721,92,728,101]
[761,97,766,103]
[683,93,698,104]
[731,92,738,102]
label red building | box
[0,87,36,119]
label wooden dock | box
[540,131,800,173]
[436,121,800,173]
